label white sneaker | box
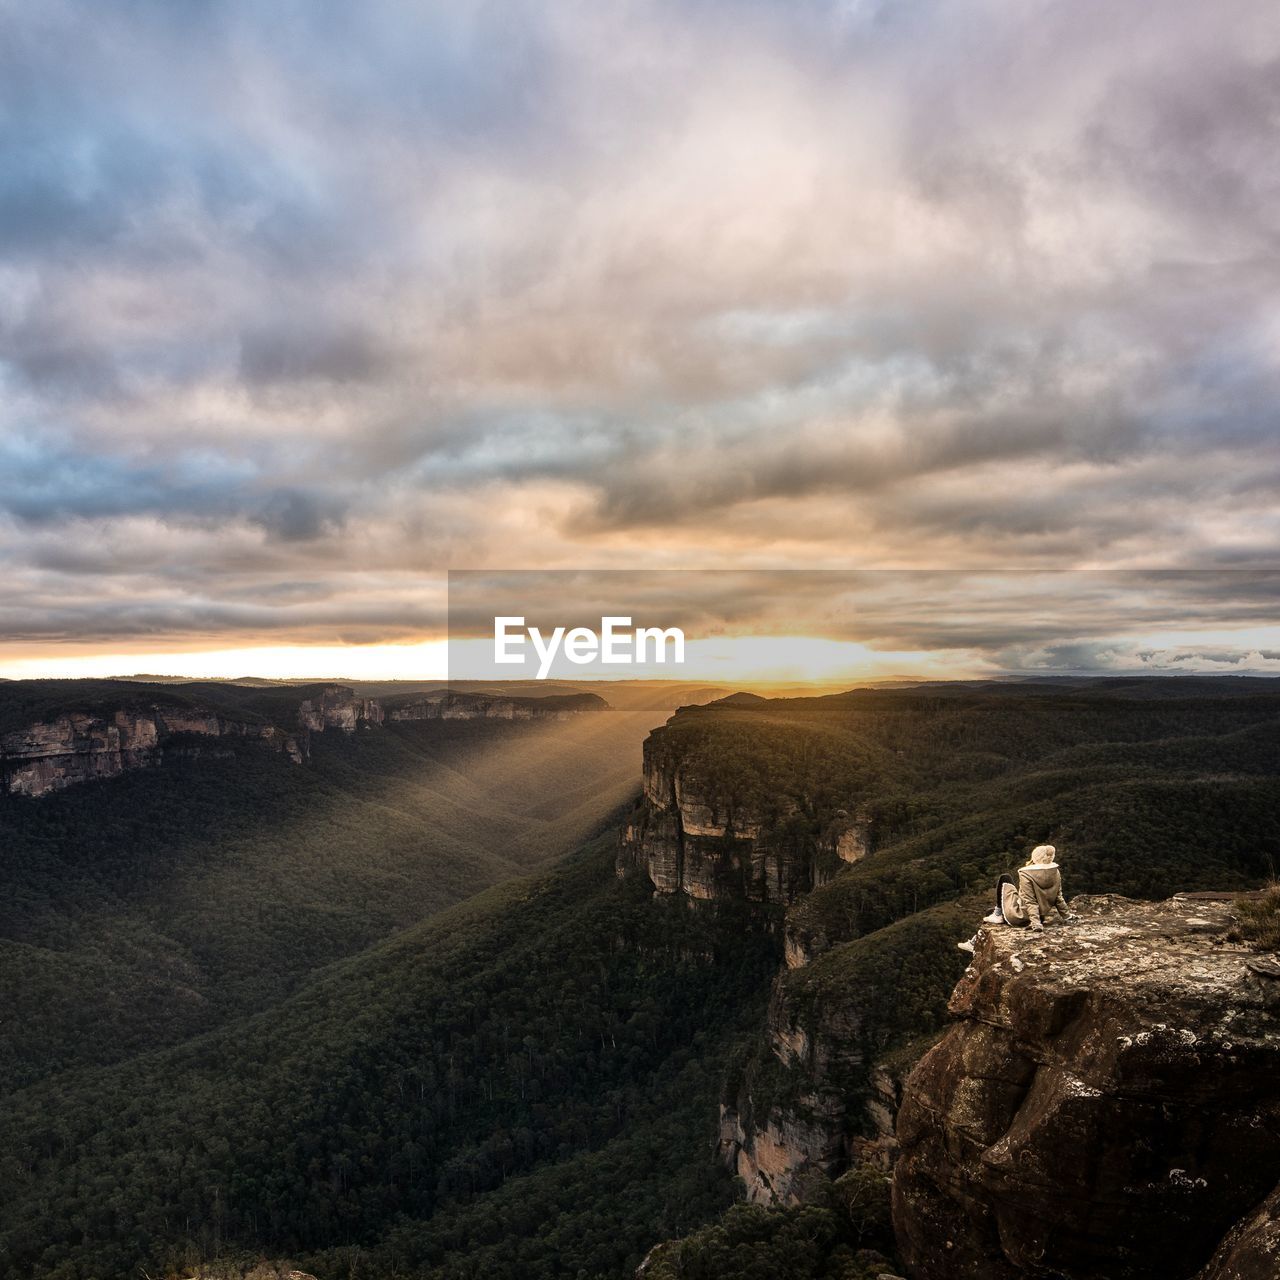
[983,911,1004,925]
[957,938,976,954]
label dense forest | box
[2,677,1279,1279]
[0,678,713,1089]
[0,834,781,1279]
[0,717,621,1087]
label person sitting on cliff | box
[958,844,1077,953]
[1014,844,1075,932]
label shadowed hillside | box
[0,679,726,1087]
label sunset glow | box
[2,2,1277,677]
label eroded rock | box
[619,727,871,905]
[892,894,1280,1280]
[3,685,605,797]
[1,706,302,797]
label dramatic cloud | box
[1,0,1277,670]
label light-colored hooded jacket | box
[1017,844,1069,927]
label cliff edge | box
[1,683,608,797]
[617,713,875,904]
[892,893,1280,1280]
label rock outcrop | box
[302,685,606,730]
[718,1059,905,1207]
[615,707,893,1205]
[892,893,1280,1280]
[720,902,971,1206]
[719,968,879,1204]
[2,707,304,797]
[3,684,607,798]
[617,727,873,904]
[298,685,384,732]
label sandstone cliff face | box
[718,1052,904,1206]
[892,894,1280,1280]
[618,731,873,905]
[717,972,854,1205]
[2,707,304,797]
[3,684,607,798]
[718,1103,844,1206]
[731,976,876,1202]
[719,901,970,1207]
[298,685,384,732]
[619,735,792,901]
[617,713,888,1203]
[386,694,448,721]
[2,711,158,796]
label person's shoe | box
[1029,920,1044,932]
[957,938,976,954]
[983,911,1004,924]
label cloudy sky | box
[2,0,1278,679]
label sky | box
[1,0,1278,681]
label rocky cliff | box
[298,685,385,731]
[617,722,874,904]
[617,704,893,1205]
[892,893,1280,1280]
[1,707,304,797]
[620,689,1280,1278]
[719,900,973,1206]
[3,684,607,797]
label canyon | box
[5,680,1280,1279]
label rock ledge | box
[892,893,1280,1280]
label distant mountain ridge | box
[0,680,608,797]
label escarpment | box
[618,702,929,1207]
[617,718,875,904]
[1,706,305,797]
[622,691,1280,1278]
[3,683,607,797]
[892,894,1280,1280]
[720,900,973,1206]
[298,685,385,731]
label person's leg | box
[986,874,1014,924]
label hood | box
[1020,865,1060,884]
